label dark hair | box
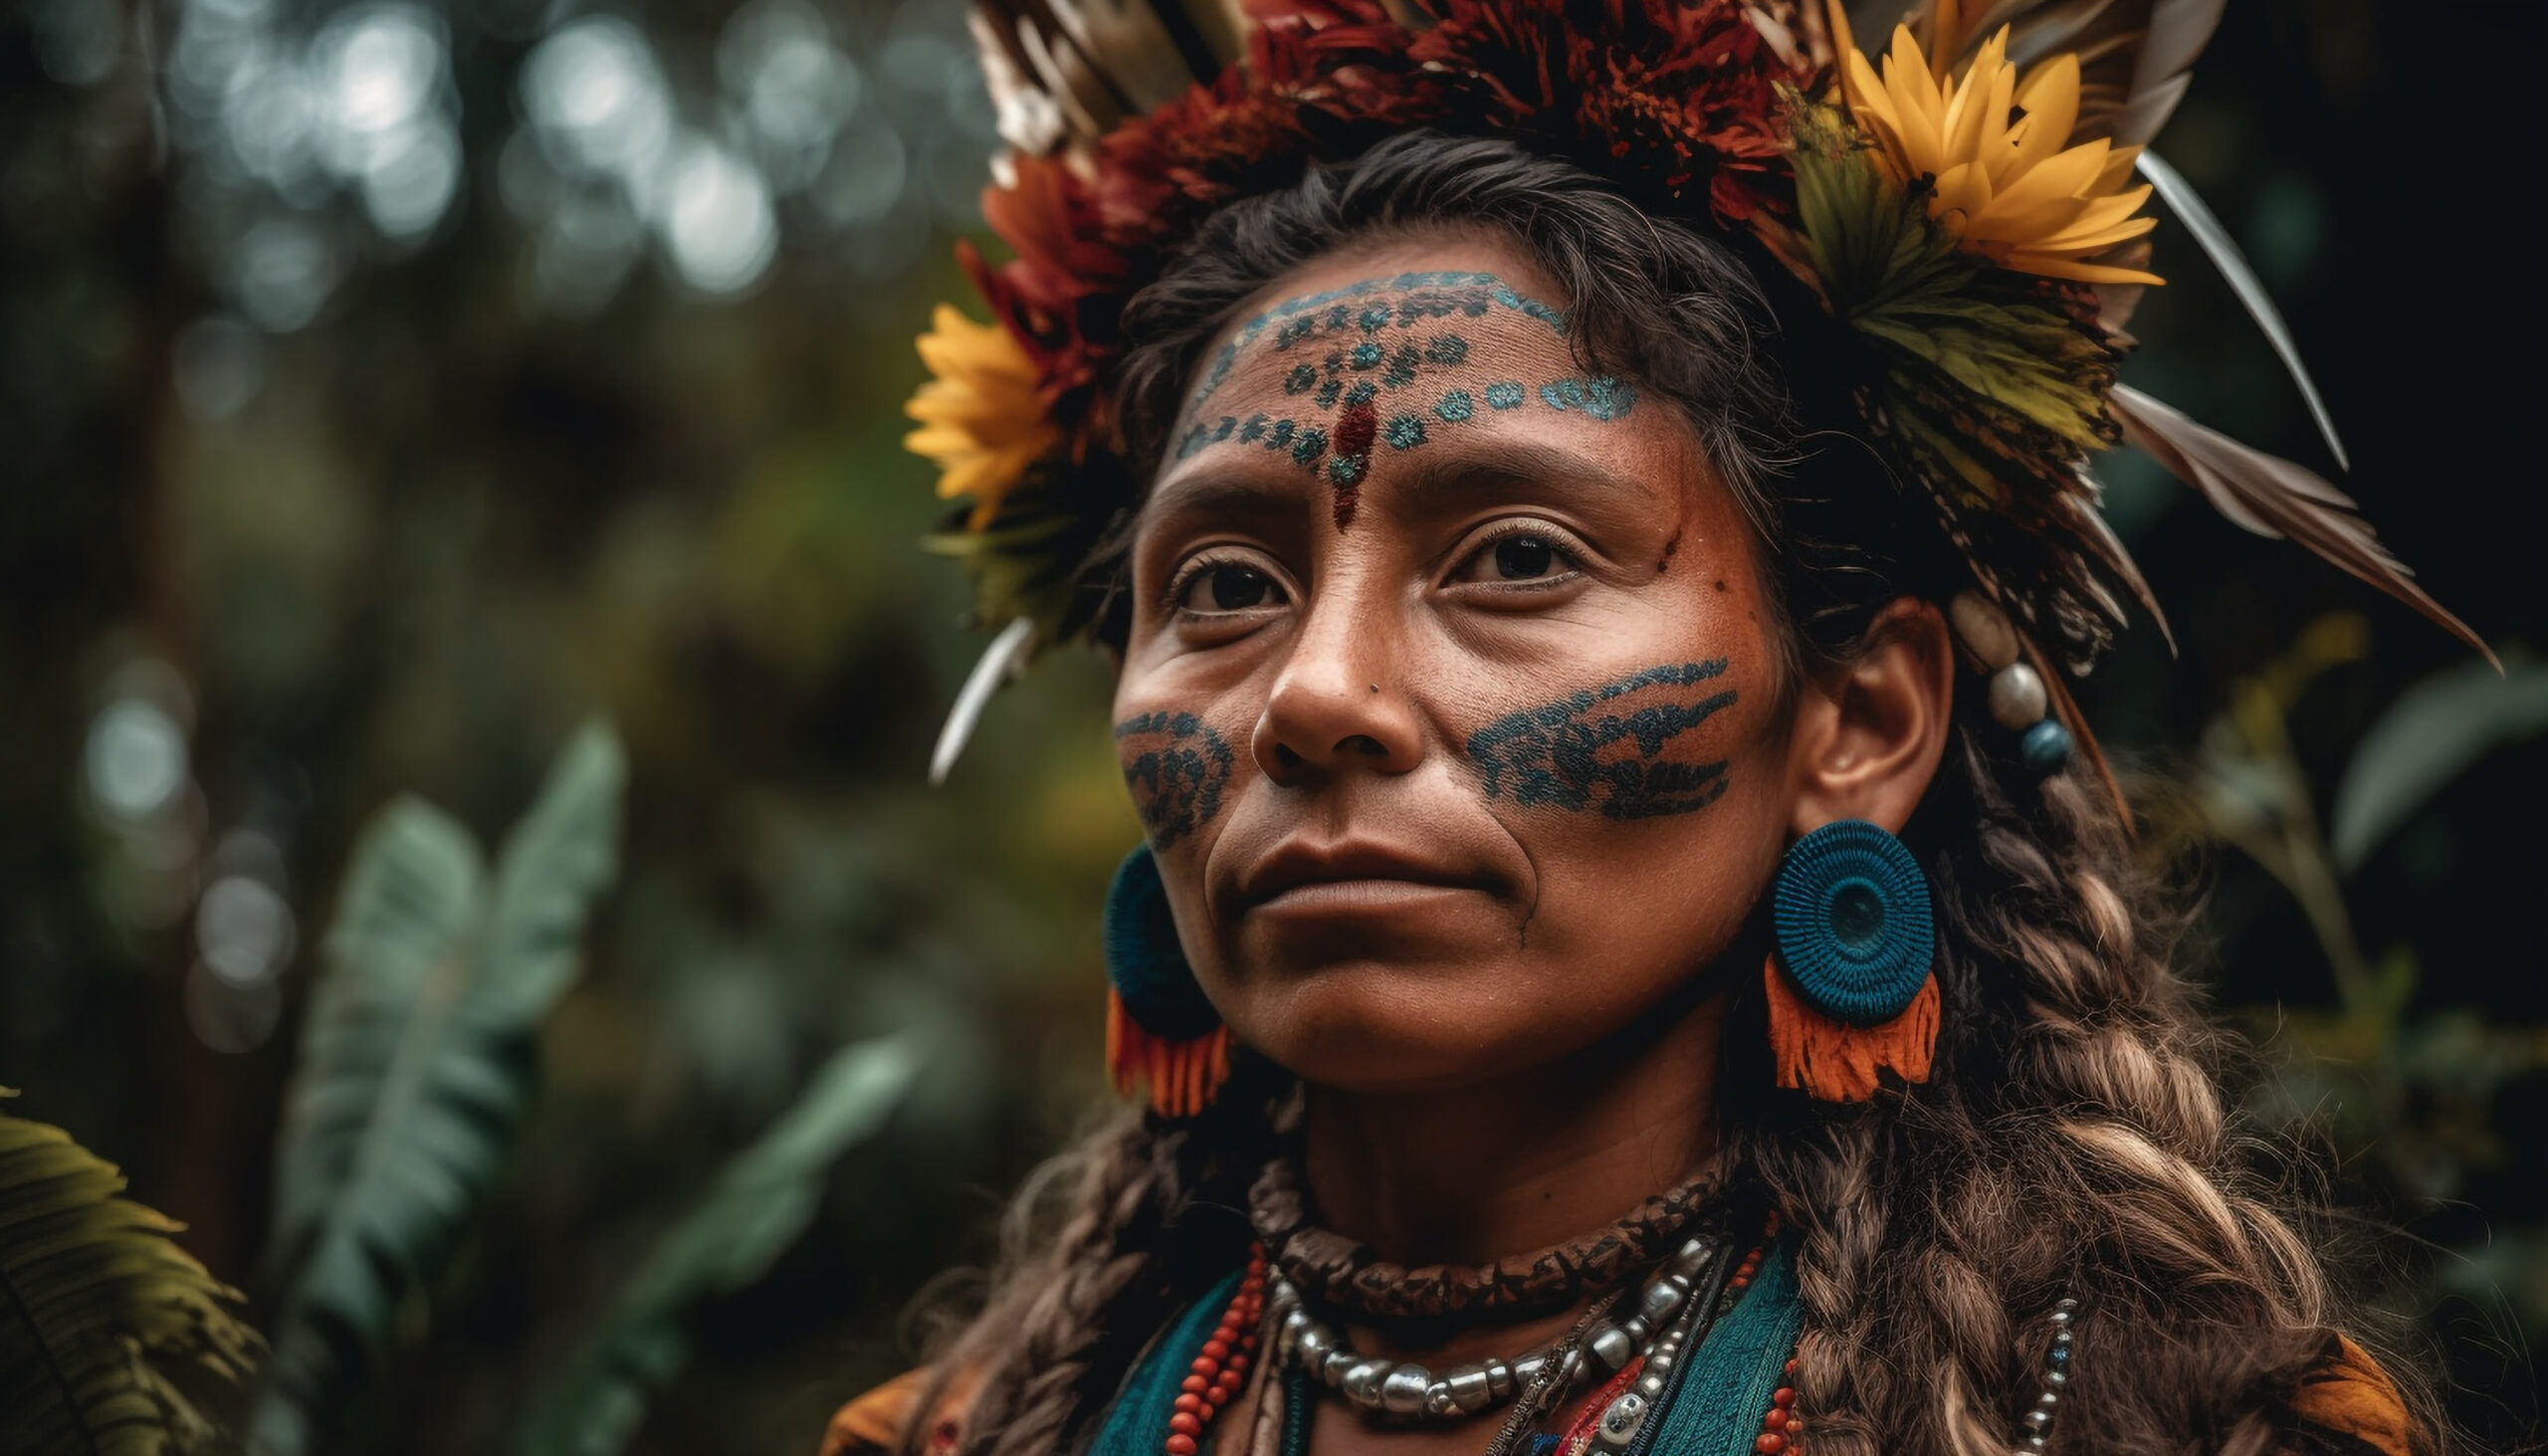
[906,131,2439,1456]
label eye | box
[1173,558,1286,614]
[1448,524,1588,588]
[1490,533,1560,580]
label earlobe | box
[1787,597,1955,837]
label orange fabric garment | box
[2286,1336,2414,1456]
[820,1366,974,1456]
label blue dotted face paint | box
[1167,272,1642,529]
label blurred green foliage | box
[0,1091,257,1456]
[0,0,2537,1450]
[517,1033,919,1456]
[253,722,624,1455]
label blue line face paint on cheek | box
[1467,661,1736,820]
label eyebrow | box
[1141,469,1306,529]
[1380,437,1664,516]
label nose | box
[1250,579,1423,782]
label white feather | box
[929,617,1037,786]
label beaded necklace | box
[1161,1249,1268,1456]
[1099,1217,1803,1456]
[1267,1229,1725,1422]
[1249,1158,1730,1322]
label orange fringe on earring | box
[1764,954,1939,1102]
[1105,987,1231,1117]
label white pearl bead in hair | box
[1988,662,2050,729]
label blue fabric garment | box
[1090,1268,1246,1456]
[1638,1236,1802,1454]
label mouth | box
[1239,840,1497,915]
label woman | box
[836,4,2477,1453]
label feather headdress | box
[909,0,2490,781]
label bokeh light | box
[523,18,674,183]
[143,0,988,324]
[722,0,860,193]
[231,217,344,332]
[85,700,189,824]
[186,957,285,1054]
[312,5,441,151]
[197,875,295,989]
[172,315,268,420]
[658,139,778,295]
[27,0,122,87]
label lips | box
[1238,840,1496,910]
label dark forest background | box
[0,0,2539,1450]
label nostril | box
[1274,742,1305,770]
[1339,734,1386,758]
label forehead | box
[1182,266,1570,417]
[1165,237,1644,522]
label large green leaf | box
[0,1093,259,1456]
[513,1036,921,1456]
[2331,658,2548,872]
[249,723,625,1456]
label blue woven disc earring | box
[1762,819,1941,1102]
[1102,845,1230,1117]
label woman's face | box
[1113,232,1799,1095]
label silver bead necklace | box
[2017,1297,2076,1451]
[1264,1230,1721,1435]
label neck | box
[1298,981,1726,1267]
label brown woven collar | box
[1246,1155,1727,1323]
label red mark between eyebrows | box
[1331,401,1378,530]
[1334,401,1377,460]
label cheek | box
[1462,652,1790,973]
[1519,751,1786,959]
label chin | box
[1218,952,1585,1096]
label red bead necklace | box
[1552,1354,1647,1454]
[1755,1355,1805,1454]
[1710,1227,1805,1456]
[1164,1244,1268,1456]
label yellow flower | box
[905,305,1061,528]
[1840,23,2162,286]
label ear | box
[1784,596,1955,837]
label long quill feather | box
[2136,148,2349,471]
[2111,385,2493,666]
